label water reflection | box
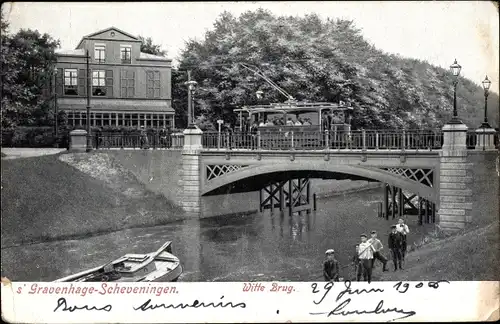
[1,188,428,282]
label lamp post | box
[481,75,492,128]
[53,67,59,147]
[449,59,463,124]
[217,119,224,149]
[184,71,198,129]
[86,49,92,152]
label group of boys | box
[323,218,410,283]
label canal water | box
[1,188,432,282]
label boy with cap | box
[352,244,363,281]
[396,218,410,262]
[368,230,388,272]
[358,234,375,283]
[323,249,340,282]
[388,225,404,270]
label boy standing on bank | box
[358,234,375,283]
[368,230,388,272]
[388,225,404,270]
[352,244,363,281]
[323,249,340,282]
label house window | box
[92,70,106,96]
[120,46,131,64]
[94,44,105,63]
[64,69,78,95]
[146,71,160,98]
[120,70,135,98]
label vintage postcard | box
[1,1,499,322]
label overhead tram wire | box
[175,53,339,72]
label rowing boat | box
[54,241,182,282]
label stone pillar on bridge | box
[179,127,203,218]
[438,123,473,231]
[69,129,88,152]
[475,127,497,151]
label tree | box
[176,9,498,129]
[138,35,166,56]
[1,13,60,128]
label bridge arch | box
[201,162,437,202]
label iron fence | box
[89,128,498,151]
[201,129,444,151]
[93,132,184,149]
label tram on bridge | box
[229,101,354,150]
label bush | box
[1,126,70,148]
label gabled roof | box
[76,26,141,49]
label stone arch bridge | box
[177,125,497,232]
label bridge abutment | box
[438,123,473,231]
[179,128,203,218]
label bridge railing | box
[93,132,184,149]
[201,129,444,151]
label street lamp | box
[53,67,59,147]
[449,59,463,124]
[481,75,492,128]
[184,79,198,129]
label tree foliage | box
[138,35,166,56]
[1,11,60,128]
[177,9,498,129]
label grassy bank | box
[385,221,499,281]
[1,153,184,247]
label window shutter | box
[78,69,86,96]
[106,70,113,97]
[56,68,63,96]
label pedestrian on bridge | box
[368,230,388,272]
[323,249,340,282]
[388,225,404,271]
[358,234,375,283]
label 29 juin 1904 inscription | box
[1,1,499,323]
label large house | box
[55,27,174,129]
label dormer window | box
[120,45,131,64]
[94,44,105,63]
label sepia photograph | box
[1,0,498,291]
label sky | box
[3,1,499,94]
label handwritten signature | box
[310,298,416,321]
[53,297,112,312]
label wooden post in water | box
[398,188,404,217]
[279,183,285,211]
[259,188,263,213]
[306,179,311,214]
[391,186,396,219]
[418,196,422,225]
[313,193,317,211]
[431,202,436,223]
[383,184,389,219]
[424,199,429,223]
[270,183,274,214]
[288,178,293,217]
